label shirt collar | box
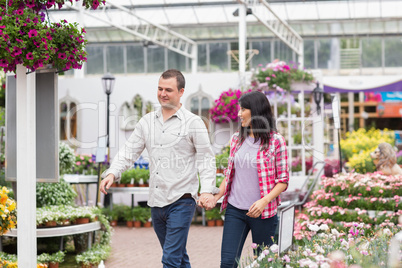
[155,104,185,120]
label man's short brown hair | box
[161,69,185,91]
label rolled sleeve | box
[101,118,146,181]
[275,135,289,191]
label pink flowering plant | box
[252,60,314,92]
[210,89,251,123]
[0,0,104,73]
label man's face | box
[157,77,184,110]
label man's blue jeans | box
[152,198,196,268]
[221,203,278,268]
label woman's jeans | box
[151,198,196,268]
[221,203,278,268]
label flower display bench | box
[107,186,150,209]
[63,174,99,205]
[0,222,101,252]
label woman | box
[214,91,289,268]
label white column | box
[348,92,354,132]
[191,44,198,74]
[238,4,246,86]
[16,64,37,266]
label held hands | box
[197,193,217,210]
[246,198,269,218]
[99,174,115,195]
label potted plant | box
[132,206,144,227]
[109,209,120,227]
[141,207,152,228]
[210,89,249,123]
[205,208,219,227]
[38,251,65,268]
[123,207,134,228]
[76,244,111,268]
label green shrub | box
[36,179,77,207]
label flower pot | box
[133,221,142,228]
[207,220,215,227]
[215,219,224,226]
[110,220,118,226]
[45,221,57,227]
[111,183,118,187]
[126,221,134,228]
[143,221,152,228]
[118,183,126,187]
[81,263,93,268]
[126,184,135,187]
[48,262,59,268]
[74,217,90,225]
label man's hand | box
[198,193,216,210]
[99,174,115,195]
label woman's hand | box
[246,198,269,218]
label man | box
[100,69,218,268]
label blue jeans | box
[152,198,196,268]
[221,203,278,268]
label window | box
[127,45,145,73]
[186,87,213,130]
[362,38,382,67]
[210,43,229,71]
[147,46,165,73]
[60,98,78,141]
[119,94,145,131]
[106,46,124,74]
[251,41,271,68]
[86,46,104,74]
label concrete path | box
[105,225,254,268]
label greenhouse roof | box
[47,0,402,43]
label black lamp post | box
[101,72,115,151]
[101,72,115,208]
[313,82,324,115]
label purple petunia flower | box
[58,53,67,59]
[26,52,34,60]
[28,29,38,38]
[92,0,100,9]
[68,55,75,61]
[16,9,24,15]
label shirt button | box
[156,172,158,175]
[162,131,165,133]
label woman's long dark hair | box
[238,91,277,149]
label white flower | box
[319,224,329,231]
[331,228,340,237]
[320,263,330,268]
[257,254,265,261]
[270,244,279,253]
[251,260,259,267]
[382,228,392,236]
[308,224,320,232]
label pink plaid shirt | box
[221,132,289,219]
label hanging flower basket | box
[252,60,314,92]
[209,88,251,123]
[0,0,105,73]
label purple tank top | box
[228,136,261,210]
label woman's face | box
[238,106,252,128]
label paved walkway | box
[105,224,253,268]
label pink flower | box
[28,29,38,38]
[26,52,34,60]
[58,53,67,59]
[76,161,81,166]
[251,243,257,249]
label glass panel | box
[317,39,331,69]
[168,50,186,71]
[362,38,381,67]
[303,39,314,69]
[60,102,67,140]
[274,41,292,63]
[86,46,104,75]
[190,97,199,114]
[70,102,77,139]
[147,46,165,73]
[197,44,207,71]
[201,97,210,109]
[251,41,271,68]
[384,37,402,67]
[209,43,229,71]
[127,45,144,73]
[106,46,124,74]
